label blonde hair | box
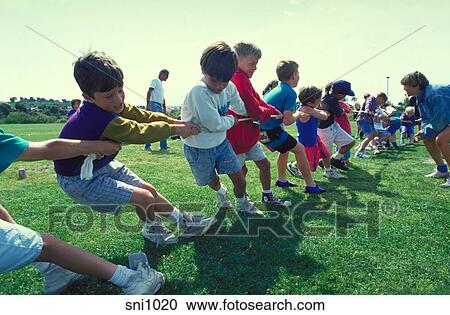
[405,106,415,116]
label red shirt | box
[227,69,280,154]
[334,101,352,135]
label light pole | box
[386,76,390,99]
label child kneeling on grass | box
[0,130,162,294]
[55,51,216,247]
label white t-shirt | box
[181,80,248,149]
[374,108,388,130]
[149,78,164,104]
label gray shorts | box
[0,220,43,273]
[57,160,144,214]
[184,139,242,186]
[236,142,266,166]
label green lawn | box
[0,123,448,295]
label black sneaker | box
[262,192,291,206]
[318,159,324,169]
[330,158,349,171]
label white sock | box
[109,265,134,287]
[325,166,332,171]
[167,207,181,224]
[236,196,245,204]
[262,189,272,194]
[333,152,344,159]
[216,185,227,195]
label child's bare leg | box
[358,135,374,151]
[322,157,331,168]
[130,182,177,221]
[423,137,445,166]
[241,163,248,177]
[338,140,355,154]
[208,173,221,191]
[435,126,450,166]
[291,143,316,187]
[227,170,246,198]
[36,233,116,280]
[277,152,289,182]
[254,158,271,191]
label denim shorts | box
[358,120,376,137]
[57,160,144,214]
[236,143,266,166]
[400,125,415,136]
[0,220,43,273]
[184,139,242,186]
[385,120,401,135]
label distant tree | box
[0,102,11,117]
[9,97,17,103]
[15,103,28,113]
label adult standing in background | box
[144,69,169,151]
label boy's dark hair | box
[298,86,322,105]
[233,42,262,59]
[400,71,429,90]
[159,69,169,76]
[276,60,299,82]
[71,99,81,108]
[324,82,332,94]
[376,92,388,102]
[200,41,237,82]
[73,51,124,97]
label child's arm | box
[232,78,278,122]
[101,117,199,144]
[0,204,15,224]
[121,103,178,124]
[17,139,121,161]
[301,106,329,121]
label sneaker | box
[275,180,298,187]
[287,162,302,177]
[41,264,86,294]
[122,262,164,295]
[216,187,232,208]
[304,185,326,194]
[262,192,291,206]
[441,178,450,188]
[142,217,178,246]
[236,198,264,215]
[425,170,449,179]
[178,212,217,238]
[324,169,345,179]
[330,158,349,171]
[354,151,370,158]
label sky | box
[0,0,449,107]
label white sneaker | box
[142,217,178,246]
[354,151,370,158]
[425,170,449,179]
[178,212,217,238]
[216,187,232,208]
[441,178,450,188]
[122,262,164,295]
[324,169,345,179]
[236,197,263,215]
[39,263,86,294]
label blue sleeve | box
[421,94,450,138]
[0,129,29,174]
[284,89,298,112]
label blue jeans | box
[144,101,168,150]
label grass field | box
[0,123,448,295]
